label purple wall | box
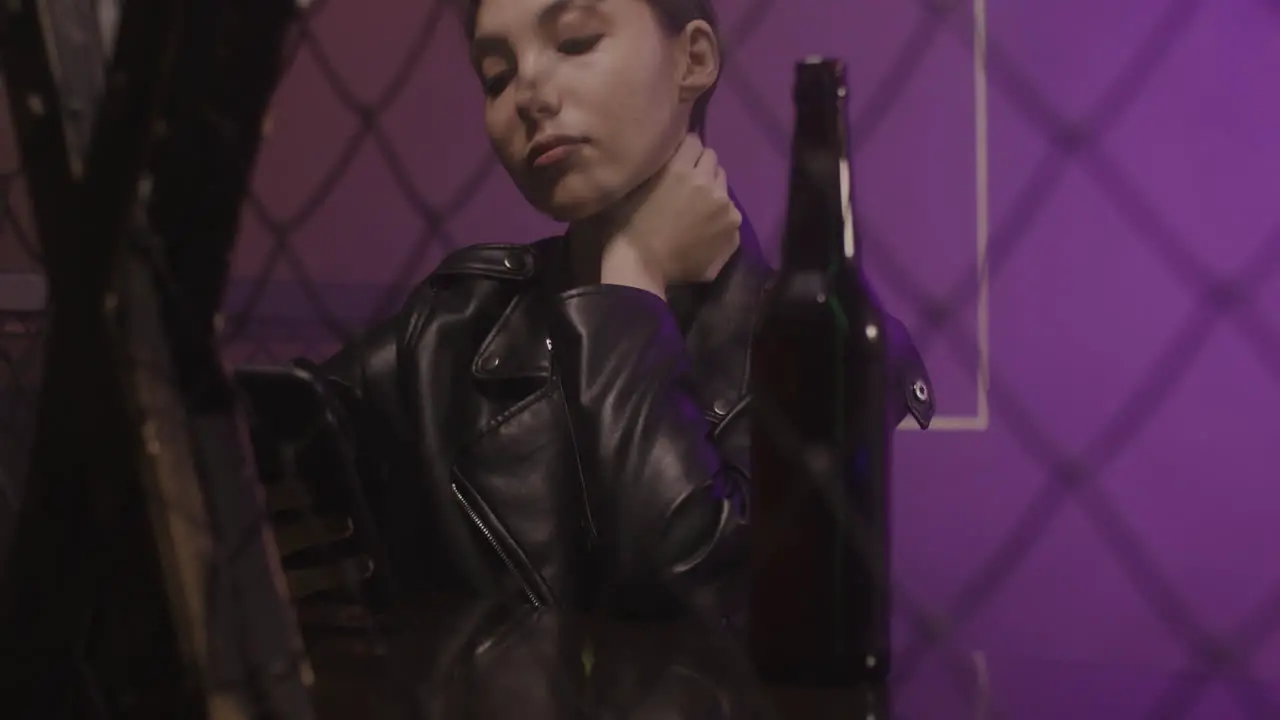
[4,0,1277,716]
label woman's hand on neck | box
[571,133,741,301]
[569,210,668,300]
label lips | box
[526,135,586,169]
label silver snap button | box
[503,252,527,272]
[712,398,733,416]
[481,355,501,371]
[545,337,553,351]
[912,379,929,403]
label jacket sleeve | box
[315,298,413,442]
[548,285,936,621]
[548,285,750,620]
[305,283,457,600]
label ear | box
[675,20,720,104]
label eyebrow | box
[471,0,604,61]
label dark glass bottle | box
[747,57,892,710]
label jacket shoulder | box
[321,242,549,382]
[430,240,553,283]
[882,311,936,430]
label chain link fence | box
[1,0,1277,716]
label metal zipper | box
[451,483,543,609]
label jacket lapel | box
[471,289,553,382]
[469,240,564,384]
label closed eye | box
[557,34,602,55]
[482,70,514,98]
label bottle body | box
[747,58,892,696]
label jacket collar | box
[469,220,774,417]
[673,217,772,417]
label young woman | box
[316,0,934,625]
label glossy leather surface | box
[313,223,935,621]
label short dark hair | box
[463,0,721,133]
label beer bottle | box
[748,56,892,713]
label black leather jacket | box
[316,223,934,619]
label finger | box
[693,147,720,182]
[648,134,697,189]
[713,165,729,195]
[673,133,704,170]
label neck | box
[565,192,641,286]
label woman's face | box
[472,0,692,222]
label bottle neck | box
[780,148,859,275]
[780,74,860,275]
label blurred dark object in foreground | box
[301,595,886,720]
[0,281,44,568]
[0,0,308,717]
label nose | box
[513,65,559,125]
